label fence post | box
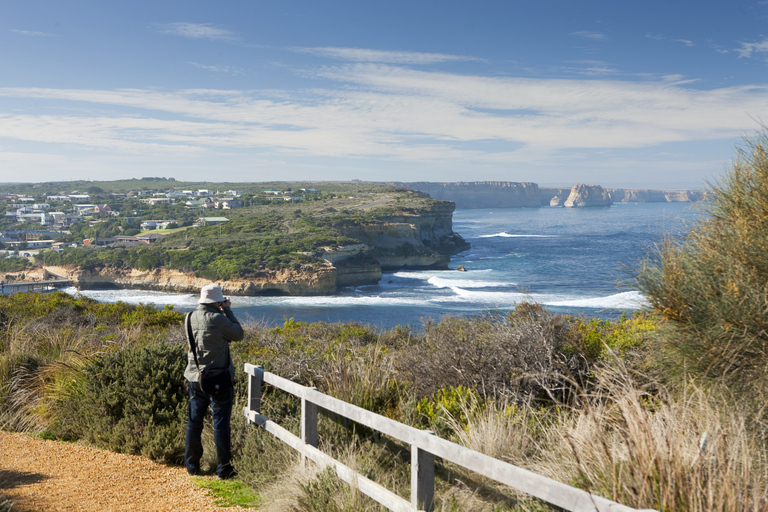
[302,388,318,465]
[249,365,263,414]
[411,430,435,512]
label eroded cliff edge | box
[52,196,468,296]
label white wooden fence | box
[243,363,657,512]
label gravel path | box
[0,431,248,512]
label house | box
[94,204,113,216]
[73,204,96,215]
[197,189,212,196]
[185,199,215,208]
[216,197,242,209]
[194,217,229,227]
[136,233,166,243]
[224,190,243,197]
[84,237,117,246]
[47,195,70,202]
[140,197,174,205]
[68,194,91,202]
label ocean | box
[62,202,701,329]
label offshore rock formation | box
[563,184,613,208]
[392,182,541,208]
[542,188,571,207]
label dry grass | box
[541,364,768,511]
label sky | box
[3,1,768,188]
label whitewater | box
[64,202,699,329]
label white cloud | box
[0,64,765,183]
[736,38,768,58]
[10,29,55,37]
[188,62,245,75]
[646,33,695,47]
[153,22,238,42]
[291,46,483,64]
[570,31,608,41]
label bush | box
[637,130,768,392]
[53,341,188,463]
[403,306,578,402]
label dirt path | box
[0,431,248,512]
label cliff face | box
[563,184,613,208]
[540,188,571,207]
[606,189,707,202]
[394,182,541,208]
[337,201,468,270]
[45,264,340,296]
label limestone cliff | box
[392,182,541,208]
[563,184,613,208]
[540,188,571,207]
[45,264,340,296]
[337,200,469,270]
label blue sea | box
[63,202,701,329]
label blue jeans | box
[185,380,234,477]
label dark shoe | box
[218,468,237,480]
[187,467,199,476]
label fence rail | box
[243,363,657,512]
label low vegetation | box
[5,135,768,510]
[1,288,765,511]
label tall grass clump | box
[546,363,768,511]
[637,130,768,395]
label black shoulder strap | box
[185,312,201,371]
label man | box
[184,283,244,479]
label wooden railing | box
[243,364,657,512]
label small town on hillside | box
[0,184,319,255]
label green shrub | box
[416,385,484,437]
[53,341,187,463]
[636,130,768,392]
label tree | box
[637,130,768,391]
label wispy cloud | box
[736,38,768,58]
[291,46,483,64]
[561,60,620,76]
[153,22,239,42]
[646,33,695,47]
[188,62,245,75]
[570,31,608,41]
[10,29,55,37]
[1,66,765,161]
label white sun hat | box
[199,283,226,304]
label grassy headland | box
[0,182,465,290]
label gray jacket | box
[184,303,244,382]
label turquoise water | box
[64,202,701,329]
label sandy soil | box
[0,431,248,512]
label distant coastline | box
[391,181,706,209]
